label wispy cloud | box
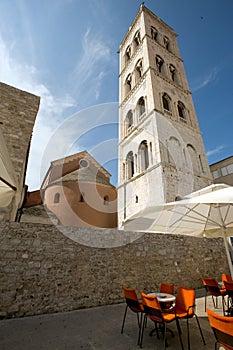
[0,34,76,190]
[72,28,112,104]
[206,145,225,157]
[191,66,219,93]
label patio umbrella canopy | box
[0,128,18,207]
[124,184,233,277]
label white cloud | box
[72,28,111,103]
[0,34,76,190]
[206,145,225,157]
[191,66,219,93]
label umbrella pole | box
[221,227,233,279]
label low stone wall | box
[0,221,228,318]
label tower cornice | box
[119,4,177,51]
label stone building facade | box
[0,82,40,221]
[210,156,233,186]
[118,5,212,228]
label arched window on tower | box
[199,155,205,173]
[187,144,199,174]
[151,26,158,42]
[156,55,165,75]
[164,36,170,50]
[125,74,132,96]
[177,101,186,121]
[133,30,141,48]
[135,59,143,82]
[169,64,178,84]
[126,151,134,179]
[137,97,146,119]
[139,141,149,172]
[162,93,171,112]
[125,110,133,134]
[125,45,131,63]
[54,193,60,204]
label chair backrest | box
[141,292,163,323]
[160,282,174,295]
[222,274,233,283]
[207,308,233,349]
[224,281,233,298]
[122,285,141,312]
[202,277,221,296]
[175,286,195,317]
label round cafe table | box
[148,292,176,303]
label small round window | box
[79,159,88,168]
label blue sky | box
[0,0,232,190]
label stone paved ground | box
[0,291,225,350]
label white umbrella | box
[124,184,233,277]
[0,128,18,207]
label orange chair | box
[224,281,233,315]
[121,286,144,345]
[221,274,233,293]
[207,308,233,350]
[222,274,233,283]
[174,286,206,350]
[202,277,226,313]
[160,282,174,295]
[160,282,175,309]
[140,292,184,350]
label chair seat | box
[148,311,176,324]
[207,289,226,297]
[175,310,194,318]
[162,312,176,323]
[130,302,144,313]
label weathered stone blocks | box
[0,221,228,318]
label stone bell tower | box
[118,4,212,228]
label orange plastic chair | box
[140,292,184,350]
[202,277,226,313]
[222,274,233,283]
[121,286,144,345]
[160,282,175,309]
[224,281,233,315]
[174,286,206,350]
[160,282,174,294]
[207,308,233,350]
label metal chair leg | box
[187,318,190,350]
[121,305,128,333]
[176,318,184,350]
[195,314,206,345]
[163,323,167,350]
[140,314,147,348]
[137,312,143,345]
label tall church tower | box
[118,5,212,228]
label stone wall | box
[0,82,40,221]
[0,83,40,181]
[0,221,228,318]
